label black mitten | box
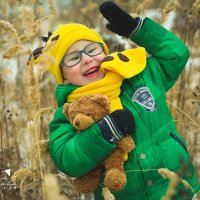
[99,1,143,38]
[97,109,135,144]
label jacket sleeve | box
[130,17,189,91]
[49,105,116,177]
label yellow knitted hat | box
[43,24,109,84]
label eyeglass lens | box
[62,42,103,67]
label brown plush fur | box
[73,165,103,193]
[63,94,135,193]
[63,94,110,130]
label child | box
[32,1,199,199]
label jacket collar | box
[55,84,79,107]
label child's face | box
[60,40,106,86]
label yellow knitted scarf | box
[67,47,146,113]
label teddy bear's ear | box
[63,103,70,118]
[91,94,110,113]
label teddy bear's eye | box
[87,114,91,116]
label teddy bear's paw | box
[117,135,135,153]
[104,168,126,192]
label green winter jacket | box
[49,18,200,200]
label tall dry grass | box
[0,0,199,200]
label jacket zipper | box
[170,132,188,153]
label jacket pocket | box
[157,131,189,169]
[169,132,188,154]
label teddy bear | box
[63,94,135,194]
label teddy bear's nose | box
[75,120,80,126]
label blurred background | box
[0,0,199,199]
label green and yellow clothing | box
[49,18,199,200]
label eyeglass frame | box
[60,42,104,68]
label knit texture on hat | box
[43,24,109,84]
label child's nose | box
[81,53,93,65]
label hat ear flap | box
[27,47,44,65]
[41,31,53,43]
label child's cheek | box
[98,53,106,63]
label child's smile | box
[83,66,101,77]
[60,40,106,86]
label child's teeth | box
[85,68,97,75]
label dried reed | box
[29,139,49,163]
[11,168,34,183]
[18,6,35,35]
[18,15,56,43]
[11,168,34,200]
[35,15,56,24]
[0,189,3,200]
[27,60,40,107]
[188,0,200,22]
[3,45,24,59]
[163,0,179,15]
[158,168,194,199]
[47,0,58,17]
[194,29,200,48]
[43,174,69,200]
[102,187,115,200]
[81,1,97,15]
[135,0,153,15]
[0,20,20,44]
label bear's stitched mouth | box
[83,67,99,76]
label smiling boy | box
[30,1,199,199]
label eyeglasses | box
[61,42,104,67]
